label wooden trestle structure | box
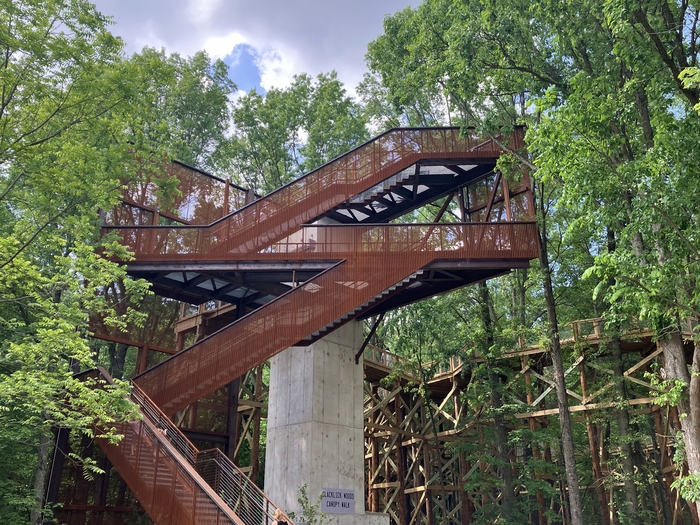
[361,320,697,525]
[58,314,697,525]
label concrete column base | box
[265,322,389,525]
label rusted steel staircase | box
[84,368,281,525]
[110,127,518,260]
[98,127,538,524]
[129,222,537,415]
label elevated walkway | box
[95,127,538,524]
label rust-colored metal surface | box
[107,161,251,227]
[107,127,523,260]
[92,126,537,523]
[132,222,538,415]
[89,368,288,525]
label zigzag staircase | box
[93,127,538,525]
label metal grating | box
[104,127,523,260]
[132,222,538,415]
[89,368,289,525]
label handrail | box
[179,126,519,230]
[83,368,292,525]
[105,127,522,259]
[197,448,282,525]
[106,221,539,262]
[129,382,293,525]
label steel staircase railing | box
[132,223,538,415]
[90,127,535,525]
[85,368,291,525]
[102,127,520,261]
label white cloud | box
[255,47,300,90]
[93,0,414,92]
[187,0,222,27]
[204,32,248,61]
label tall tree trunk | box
[478,282,516,519]
[605,227,639,516]
[610,335,639,517]
[535,181,584,525]
[659,331,700,523]
[30,429,52,525]
[108,342,129,379]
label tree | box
[367,0,700,517]
[0,1,194,521]
[124,48,237,173]
[227,72,368,193]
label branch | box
[0,169,25,201]
[0,295,32,304]
[0,203,78,270]
[653,203,700,262]
[452,96,540,172]
[632,9,700,107]
[618,275,700,318]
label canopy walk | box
[69,127,537,525]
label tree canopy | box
[4,0,700,523]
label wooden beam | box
[515,397,655,419]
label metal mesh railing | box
[197,449,278,525]
[120,161,251,226]
[104,127,523,260]
[89,368,289,525]
[128,383,288,525]
[133,223,538,415]
[130,384,199,466]
[106,222,538,262]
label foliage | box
[227,72,368,193]
[673,473,700,503]
[681,67,700,114]
[287,484,331,525]
[124,48,237,172]
[0,0,211,520]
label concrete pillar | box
[265,321,389,525]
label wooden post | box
[137,343,149,375]
[579,357,611,525]
[223,181,230,217]
[247,366,262,482]
[225,378,240,461]
[396,387,409,525]
[370,385,380,513]
[523,355,547,525]
[421,402,435,525]
[453,377,473,525]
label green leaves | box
[228,72,368,193]
[680,68,700,115]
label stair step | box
[302,270,427,343]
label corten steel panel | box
[104,128,523,260]
[133,223,539,415]
[120,162,249,226]
[97,417,243,525]
[91,373,285,525]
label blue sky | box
[91,0,414,95]
[225,44,264,94]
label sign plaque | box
[321,488,355,514]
